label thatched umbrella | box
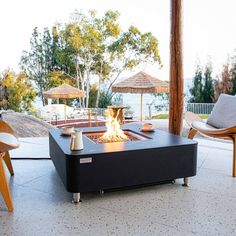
[43,84,85,121]
[112,71,169,121]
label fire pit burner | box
[84,130,150,144]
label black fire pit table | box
[49,124,197,203]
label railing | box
[68,108,107,119]
[39,106,107,122]
[186,103,215,114]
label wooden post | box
[169,0,184,135]
[88,109,92,127]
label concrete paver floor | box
[1,134,236,235]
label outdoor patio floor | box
[1,138,236,235]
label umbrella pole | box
[64,100,67,123]
[140,93,143,122]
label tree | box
[0,70,36,113]
[189,65,204,103]
[106,26,162,94]
[20,27,60,105]
[230,52,236,95]
[20,10,162,108]
[189,63,214,103]
[214,63,233,100]
[202,63,214,102]
[58,10,121,108]
[46,71,74,88]
[98,91,113,108]
[88,84,98,108]
[91,10,121,107]
[56,10,162,107]
[0,82,8,110]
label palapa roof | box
[112,71,169,94]
[43,84,85,99]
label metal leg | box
[100,190,104,195]
[182,177,189,187]
[72,193,81,204]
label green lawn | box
[152,114,169,119]
[152,114,209,119]
[198,114,209,119]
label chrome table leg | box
[72,193,81,203]
[182,177,189,187]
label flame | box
[99,108,128,143]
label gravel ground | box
[1,111,53,138]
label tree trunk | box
[95,76,101,108]
[80,73,85,108]
[107,69,123,95]
[40,87,46,106]
[85,70,90,108]
[96,63,103,108]
[169,0,184,135]
[76,70,80,88]
[81,79,85,108]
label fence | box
[186,103,215,114]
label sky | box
[0,0,236,81]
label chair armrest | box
[192,121,236,137]
[185,112,204,127]
[0,120,14,134]
[0,133,19,152]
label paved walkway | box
[1,136,236,235]
[11,137,50,159]
[2,119,236,235]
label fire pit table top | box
[49,124,197,157]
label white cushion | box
[207,94,236,128]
